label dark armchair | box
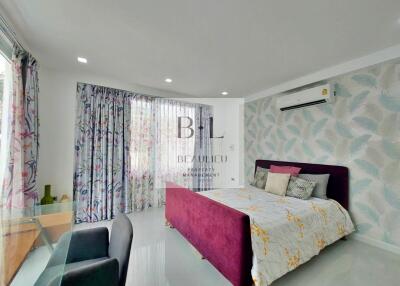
[35,214,133,286]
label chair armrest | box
[49,258,119,286]
[47,227,109,267]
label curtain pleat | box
[154,99,198,201]
[130,95,155,211]
[193,105,213,191]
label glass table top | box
[1,202,74,286]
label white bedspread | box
[199,186,354,286]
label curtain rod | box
[77,82,212,108]
[77,81,161,99]
[0,14,25,52]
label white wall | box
[176,98,245,189]
[37,67,244,200]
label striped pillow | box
[286,176,316,200]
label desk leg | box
[34,219,54,253]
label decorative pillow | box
[265,173,291,196]
[286,176,316,200]
[270,165,301,176]
[250,167,269,189]
[299,174,330,199]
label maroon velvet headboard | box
[255,160,349,210]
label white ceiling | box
[2,0,400,97]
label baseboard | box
[351,234,400,256]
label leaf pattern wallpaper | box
[244,60,400,247]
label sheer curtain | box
[193,105,213,191]
[154,99,197,200]
[130,95,156,211]
[130,98,213,210]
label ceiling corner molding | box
[245,44,400,102]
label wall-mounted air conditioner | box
[276,83,335,111]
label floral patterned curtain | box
[74,83,214,221]
[1,47,39,212]
[73,83,133,223]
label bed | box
[165,160,355,286]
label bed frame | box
[165,160,349,286]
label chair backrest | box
[109,214,133,286]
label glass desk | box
[1,203,74,286]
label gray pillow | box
[299,174,330,199]
[286,176,316,200]
[250,167,269,189]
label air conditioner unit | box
[276,83,335,111]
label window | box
[0,51,11,199]
[0,61,3,129]
[0,55,5,134]
[129,98,198,208]
[154,99,196,189]
[0,52,12,134]
[129,97,196,188]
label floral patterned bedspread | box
[199,186,355,286]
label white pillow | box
[265,172,291,196]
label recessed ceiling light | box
[165,78,173,83]
[221,91,229,96]
[77,57,87,64]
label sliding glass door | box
[130,98,198,210]
[0,52,11,206]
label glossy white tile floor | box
[14,206,400,286]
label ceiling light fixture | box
[77,57,87,64]
[165,78,173,83]
[221,91,229,96]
